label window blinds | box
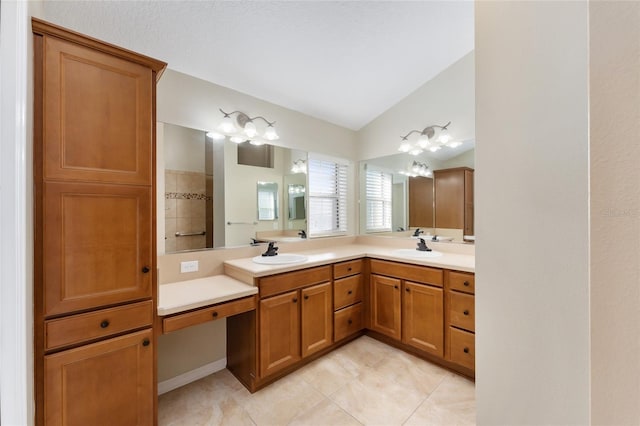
[365,169,392,232]
[308,157,348,236]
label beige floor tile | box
[288,398,362,426]
[372,349,450,395]
[234,373,326,426]
[298,353,360,396]
[404,374,476,426]
[330,366,427,425]
[327,336,397,377]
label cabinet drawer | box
[449,327,475,371]
[45,300,152,351]
[449,271,475,294]
[333,259,363,279]
[334,275,363,310]
[162,295,257,334]
[449,292,475,332]
[370,259,443,287]
[259,265,332,298]
[334,303,363,342]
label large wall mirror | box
[160,122,308,253]
[359,143,475,242]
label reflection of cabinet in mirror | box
[408,176,434,228]
[434,167,474,235]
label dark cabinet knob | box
[463,310,469,316]
[142,339,150,347]
[212,311,218,318]
[463,281,470,287]
[348,319,353,325]
[304,295,309,300]
[100,320,109,329]
[348,290,353,295]
[394,285,398,290]
[463,347,469,354]
[292,298,298,303]
[347,267,352,271]
[142,266,150,273]
[405,288,410,293]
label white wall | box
[357,51,474,160]
[475,2,589,424]
[589,2,640,423]
[157,69,357,160]
[164,124,207,173]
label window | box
[308,156,348,236]
[257,182,278,220]
[365,168,392,232]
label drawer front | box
[370,259,443,287]
[45,300,152,350]
[334,275,363,310]
[449,292,475,332]
[162,296,257,334]
[449,327,475,371]
[333,259,363,279]
[449,271,475,294]
[334,303,363,342]
[259,265,332,298]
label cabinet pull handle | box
[463,310,469,316]
[348,319,353,325]
[212,311,218,318]
[348,290,353,295]
[142,266,150,273]
[142,339,150,347]
[463,281,470,287]
[292,298,298,303]
[100,320,109,329]
[304,295,309,300]
[463,347,469,354]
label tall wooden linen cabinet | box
[32,19,166,425]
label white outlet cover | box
[180,260,199,273]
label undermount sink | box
[252,253,309,265]
[276,237,305,243]
[391,248,443,258]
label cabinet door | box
[43,182,152,316]
[44,329,153,426]
[259,290,300,378]
[434,169,464,229]
[370,274,401,340]
[408,176,434,228]
[301,282,333,357]
[403,281,444,357]
[43,36,152,185]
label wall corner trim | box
[157,358,227,395]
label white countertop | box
[223,243,475,283]
[158,275,258,316]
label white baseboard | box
[158,358,227,395]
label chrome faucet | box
[416,238,432,252]
[262,241,279,257]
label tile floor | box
[158,335,476,426]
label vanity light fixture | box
[209,108,280,145]
[399,161,432,178]
[398,121,458,155]
[291,159,307,174]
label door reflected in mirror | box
[257,182,279,220]
[287,184,306,220]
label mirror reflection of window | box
[308,156,348,236]
[288,184,306,220]
[365,168,392,232]
[257,182,278,220]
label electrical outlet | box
[180,260,199,273]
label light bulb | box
[409,148,423,156]
[438,128,451,144]
[249,139,264,146]
[417,133,430,149]
[217,115,236,134]
[448,141,462,148]
[429,145,441,152]
[206,131,225,140]
[244,121,257,138]
[264,126,279,141]
[230,135,245,143]
[398,141,412,152]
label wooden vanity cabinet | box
[445,270,476,372]
[333,259,365,341]
[370,274,401,339]
[434,167,474,235]
[259,290,301,377]
[33,18,166,426]
[403,281,444,357]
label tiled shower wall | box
[165,170,209,252]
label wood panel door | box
[42,36,153,185]
[408,176,434,228]
[43,182,152,316]
[403,281,444,357]
[44,329,153,426]
[259,291,300,378]
[370,274,401,340]
[434,169,464,229]
[301,282,333,357]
